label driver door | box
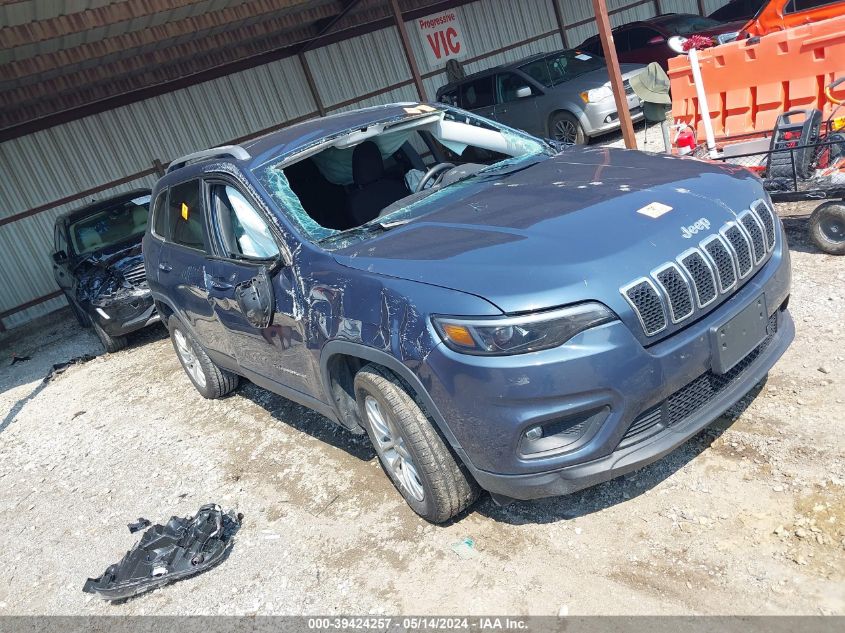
[493,71,542,136]
[204,179,316,397]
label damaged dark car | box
[51,189,158,352]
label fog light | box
[95,307,111,320]
[524,426,543,441]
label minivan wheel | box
[168,319,239,399]
[92,320,127,353]
[354,364,479,523]
[550,111,586,145]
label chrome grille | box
[739,211,766,263]
[123,262,147,286]
[723,223,753,277]
[654,264,693,322]
[752,200,776,250]
[678,250,717,307]
[620,200,776,338]
[623,279,667,336]
[702,235,737,292]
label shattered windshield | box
[69,195,151,256]
[252,106,551,247]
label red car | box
[579,13,746,69]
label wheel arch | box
[547,107,588,138]
[319,340,465,455]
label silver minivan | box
[436,50,645,144]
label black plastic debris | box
[126,517,151,534]
[42,354,95,384]
[83,503,242,601]
[9,354,31,366]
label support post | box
[388,0,427,102]
[590,0,637,149]
[551,0,569,49]
[299,52,326,116]
[152,158,166,177]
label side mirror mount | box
[52,250,68,265]
[516,86,533,99]
[647,36,666,45]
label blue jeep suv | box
[144,103,793,522]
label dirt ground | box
[1,183,844,615]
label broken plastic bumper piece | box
[83,503,242,601]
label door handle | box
[158,263,173,272]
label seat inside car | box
[285,158,353,230]
[348,141,409,225]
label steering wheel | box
[415,162,456,192]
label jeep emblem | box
[681,218,711,239]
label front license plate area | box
[710,294,768,375]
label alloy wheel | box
[173,329,207,389]
[554,119,578,144]
[364,395,425,502]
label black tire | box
[91,320,127,353]
[550,111,587,145]
[809,202,845,255]
[354,364,479,523]
[63,291,90,327]
[168,318,239,399]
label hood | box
[697,19,747,36]
[554,64,644,91]
[332,147,767,334]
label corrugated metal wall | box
[0,0,728,329]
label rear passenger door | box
[155,179,232,360]
[204,179,316,397]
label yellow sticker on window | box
[181,202,189,220]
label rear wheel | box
[168,319,239,399]
[809,202,845,255]
[550,111,586,145]
[354,364,479,523]
[92,320,127,353]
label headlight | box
[433,303,616,355]
[667,36,688,53]
[579,86,613,103]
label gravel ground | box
[1,140,843,615]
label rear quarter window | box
[151,191,169,239]
[166,180,207,251]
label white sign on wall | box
[415,10,467,69]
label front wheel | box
[168,319,239,399]
[91,320,127,353]
[809,202,845,255]
[550,111,586,145]
[354,364,479,523]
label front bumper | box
[418,239,792,500]
[581,95,644,137]
[90,295,159,336]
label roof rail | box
[165,145,251,174]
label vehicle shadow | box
[474,378,766,526]
[236,382,376,462]
[780,213,820,254]
[0,313,168,435]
